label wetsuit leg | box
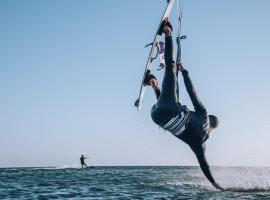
[176,69,180,101]
[156,36,179,111]
[151,36,180,125]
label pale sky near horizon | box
[1,0,270,167]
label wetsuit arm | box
[182,69,206,112]
[194,145,215,183]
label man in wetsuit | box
[80,155,88,168]
[144,19,223,190]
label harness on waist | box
[160,106,190,136]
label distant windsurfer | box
[80,155,88,168]
[144,19,223,190]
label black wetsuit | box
[80,156,87,168]
[151,36,217,185]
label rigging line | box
[176,0,180,35]
[177,0,184,37]
[176,0,186,68]
[181,0,184,33]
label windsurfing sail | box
[135,0,175,110]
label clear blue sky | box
[1,0,270,167]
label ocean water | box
[0,166,270,199]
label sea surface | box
[0,166,270,199]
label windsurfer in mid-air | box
[144,18,224,190]
[80,155,88,168]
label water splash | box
[54,163,81,169]
[209,167,270,192]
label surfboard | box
[81,166,93,169]
[134,0,175,110]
